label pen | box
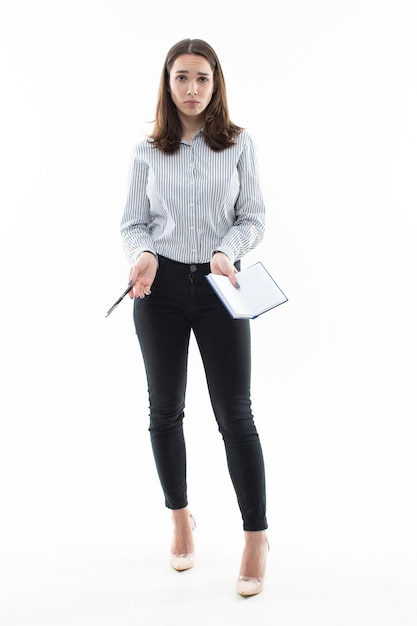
[104,280,133,318]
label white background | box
[1,1,416,624]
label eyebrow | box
[174,69,211,76]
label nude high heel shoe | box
[236,535,269,597]
[170,514,196,571]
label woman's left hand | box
[210,252,239,287]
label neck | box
[178,113,204,141]
[182,129,202,143]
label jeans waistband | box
[157,255,241,275]
[157,255,211,275]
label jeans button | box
[190,264,197,272]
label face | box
[168,54,215,122]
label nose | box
[187,81,198,95]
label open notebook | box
[206,262,288,319]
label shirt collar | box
[180,128,204,145]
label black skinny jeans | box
[133,256,267,531]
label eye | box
[175,74,187,81]
[198,77,209,82]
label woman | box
[120,38,269,596]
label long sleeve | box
[214,134,266,263]
[120,145,156,264]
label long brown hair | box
[149,39,243,153]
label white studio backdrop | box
[0,0,416,613]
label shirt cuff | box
[212,248,235,264]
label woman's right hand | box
[129,252,158,299]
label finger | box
[127,276,136,298]
[133,281,152,299]
[129,268,138,286]
[227,272,239,288]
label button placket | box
[188,147,198,258]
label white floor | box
[1,500,416,626]
[2,292,416,626]
[1,307,416,626]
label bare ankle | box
[244,530,267,544]
[171,507,190,523]
[170,508,194,556]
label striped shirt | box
[120,128,266,265]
